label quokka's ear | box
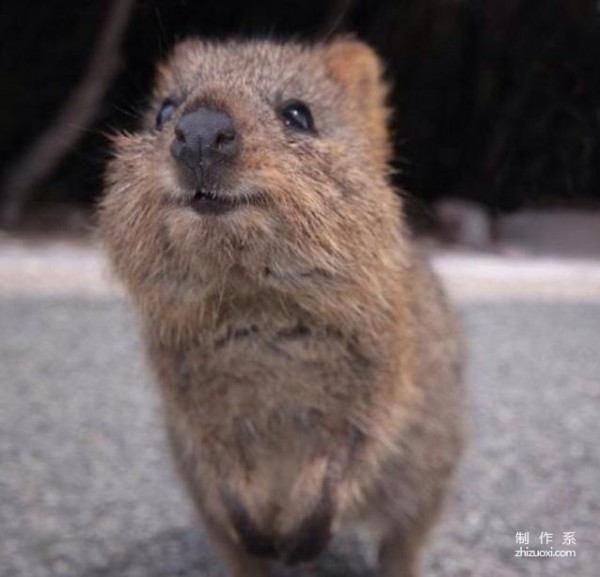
[323,38,392,165]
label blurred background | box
[1,2,599,577]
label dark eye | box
[278,99,316,134]
[156,99,178,130]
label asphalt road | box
[1,295,599,577]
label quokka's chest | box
[150,321,383,425]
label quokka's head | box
[100,38,405,300]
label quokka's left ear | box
[323,37,393,166]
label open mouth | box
[190,189,240,215]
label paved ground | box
[1,247,599,576]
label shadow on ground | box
[85,527,373,577]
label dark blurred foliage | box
[364,0,600,214]
[1,0,599,217]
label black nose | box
[171,108,239,176]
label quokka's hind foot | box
[378,493,445,577]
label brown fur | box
[99,38,465,576]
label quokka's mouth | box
[188,188,266,216]
[190,188,240,215]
